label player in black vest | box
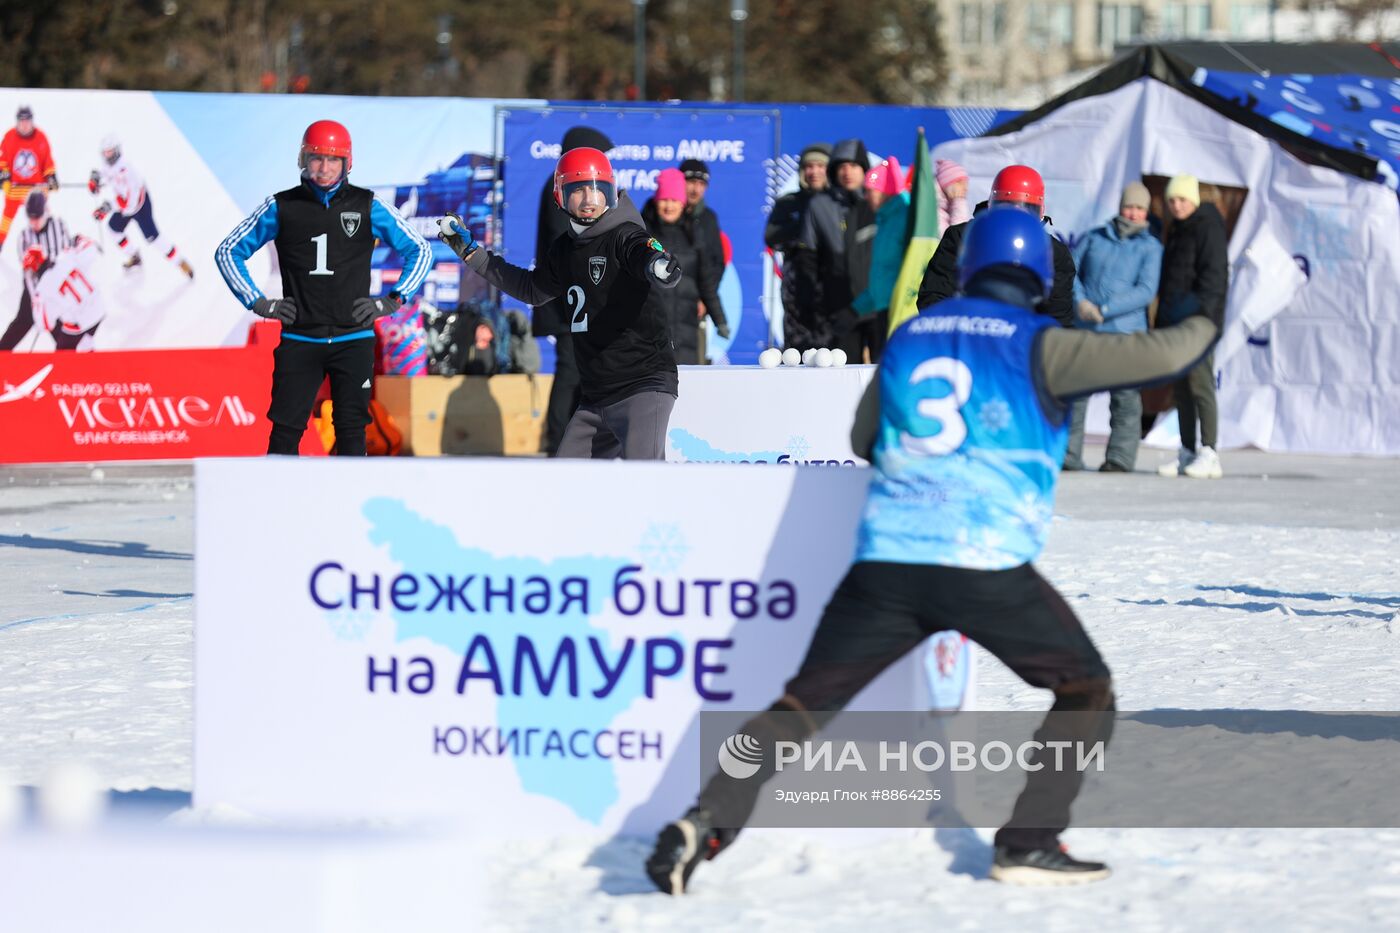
[216,120,430,455]
[438,146,683,460]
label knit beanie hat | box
[864,157,905,196]
[655,167,686,203]
[1120,180,1150,210]
[1165,174,1201,207]
[799,142,832,167]
[935,159,968,192]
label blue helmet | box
[956,206,1054,299]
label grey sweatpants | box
[1064,389,1144,471]
[555,391,676,460]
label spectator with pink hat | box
[936,158,972,231]
[850,157,910,354]
[642,167,729,364]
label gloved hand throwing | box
[93,201,112,222]
[46,174,59,191]
[88,170,102,194]
[437,212,477,261]
[253,296,298,325]
[644,238,680,288]
[351,293,402,327]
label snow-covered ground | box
[2,449,1398,931]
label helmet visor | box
[561,179,617,213]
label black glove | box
[714,319,732,340]
[253,296,298,325]
[88,170,101,194]
[436,212,477,261]
[351,293,402,327]
[0,168,9,186]
[646,250,681,288]
[46,174,59,191]
[93,201,112,222]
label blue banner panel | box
[502,107,778,366]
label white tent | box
[934,44,1400,456]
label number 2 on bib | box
[567,285,588,333]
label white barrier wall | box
[667,364,876,465]
[194,458,923,835]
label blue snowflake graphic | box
[325,608,374,642]
[977,399,1012,435]
[785,435,812,460]
[638,522,690,573]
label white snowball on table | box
[814,347,833,367]
[831,348,848,366]
[758,347,782,368]
[781,348,802,366]
[802,348,817,366]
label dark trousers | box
[833,311,888,364]
[696,560,1115,852]
[556,391,675,460]
[0,289,33,350]
[544,336,582,456]
[1173,352,1217,451]
[266,336,375,456]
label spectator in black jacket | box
[534,126,613,454]
[643,168,730,363]
[1156,174,1229,480]
[785,138,869,351]
[765,142,830,253]
[916,164,1075,327]
[679,158,726,322]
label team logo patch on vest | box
[340,211,362,237]
[589,256,607,285]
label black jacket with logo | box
[467,192,678,406]
[273,180,376,338]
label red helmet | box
[989,164,1045,211]
[21,244,46,274]
[553,147,617,215]
[299,120,352,172]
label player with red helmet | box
[915,163,1076,327]
[438,145,685,461]
[215,118,431,455]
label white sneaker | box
[1157,448,1192,477]
[1183,445,1223,479]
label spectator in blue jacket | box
[1063,181,1163,472]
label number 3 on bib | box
[901,357,973,456]
[567,285,588,333]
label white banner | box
[667,364,875,465]
[194,458,924,835]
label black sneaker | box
[1098,461,1130,473]
[989,844,1111,886]
[645,808,726,895]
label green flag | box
[886,128,942,336]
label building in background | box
[938,0,1400,106]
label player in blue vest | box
[647,207,1220,892]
